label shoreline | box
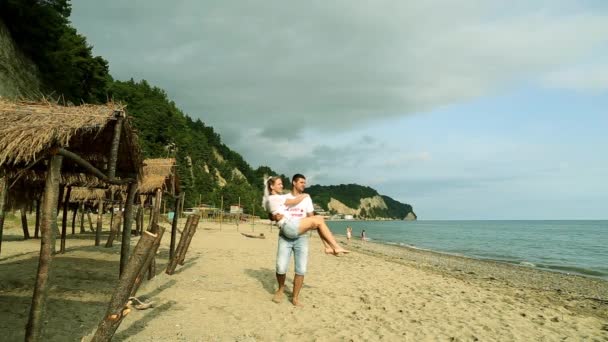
[343,233,608,281]
[1,220,607,340]
[338,236,608,319]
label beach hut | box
[138,158,182,272]
[0,98,143,341]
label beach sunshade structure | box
[0,97,144,341]
[138,158,179,195]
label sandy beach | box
[1,217,607,341]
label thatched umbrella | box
[138,158,182,276]
[0,98,143,341]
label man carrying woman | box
[264,174,348,306]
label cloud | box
[71,0,608,141]
[543,64,608,92]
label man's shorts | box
[276,233,309,275]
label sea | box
[326,220,608,280]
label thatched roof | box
[0,98,142,177]
[138,158,179,194]
[0,98,143,208]
[68,187,107,204]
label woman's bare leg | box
[298,216,349,254]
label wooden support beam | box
[60,186,71,253]
[134,206,142,236]
[0,176,7,254]
[119,182,137,276]
[166,215,194,275]
[95,200,103,246]
[150,189,162,232]
[56,148,134,185]
[169,193,182,260]
[34,199,41,239]
[71,205,78,235]
[25,154,63,342]
[107,115,123,179]
[104,212,122,248]
[21,208,30,240]
[87,210,94,233]
[131,226,165,297]
[79,203,85,233]
[91,230,157,342]
[177,214,200,266]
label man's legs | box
[274,235,292,303]
[273,273,286,303]
[292,235,309,306]
[292,274,304,306]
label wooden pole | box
[169,194,181,261]
[134,205,141,235]
[236,196,240,231]
[146,190,162,280]
[95,200,103,246]
[131,226,164,297]
[91,231,157,342]
[220,196,223,231]
[0,176,7,254]
[79,202,85,233]
[151,189,162,230]
[166,215,194,275]
[87,209,94,232]
[137,205,144,235]
[34,198,41,238]
[60,186,71,253]
[177,214,200,266]
[56,185,65,220]
[71,204,78,235]
[109,207,114,232]
[25,154,62,342]
[251,201,255,232]
[179,191,185,219]
[107,115,123,180]
[21,208,30,240]
[104,212,122,248]
[120,182,137,276]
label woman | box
[263,176,348,255]
[346,226,352,244]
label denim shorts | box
[276,233,309,275]
[280,218,300,239]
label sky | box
[70,1,608,220]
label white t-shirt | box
[283,192,314,219]
[267,194,288,217]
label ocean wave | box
[519,262,536,267]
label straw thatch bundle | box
[68,187,107,205]
[0,98,142,176]
[4,170,109,189]
[138,158,178,194]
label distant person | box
[346,226,352,244]
[361,229,367,242]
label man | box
[272,173,315,307]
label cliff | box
[0,19,41,98]
[308,184,416,220]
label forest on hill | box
[307,184,415,219]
